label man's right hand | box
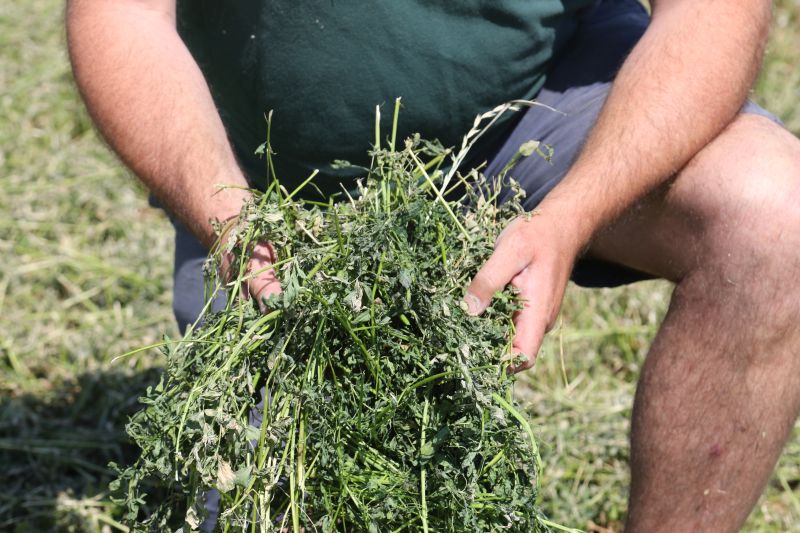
[221,240,282,314]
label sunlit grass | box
[1,0,799,530]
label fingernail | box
[463,292,485,316]
[511,351,534,373]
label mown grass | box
[1,1,174,530]
[1,0,798,531]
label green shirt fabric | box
[177,1,593,196]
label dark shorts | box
[171,0,782,333]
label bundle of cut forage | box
[112,103,571,532]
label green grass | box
[1,0,799,531]
[0,1,174,530]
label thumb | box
[465,240,529,315]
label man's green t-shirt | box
[178,1,592,195]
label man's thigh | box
[585,114,800,281]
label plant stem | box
[420,397,430,533]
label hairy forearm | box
[541,0,771,251]
[66,0,251,248]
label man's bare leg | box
[587,114,800,531]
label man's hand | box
[240,242,282,313]
[465,214,579,372]
[217,224,282,313]
[466,0,770,372]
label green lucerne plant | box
[112,101,572,532]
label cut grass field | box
[2,1,799,531]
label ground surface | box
[1,1,799,531]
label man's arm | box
[466,0,771,369]
[66,0,248,246]
[67,0,279,304]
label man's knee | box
[589,115,800,283]
[680,115,800,279]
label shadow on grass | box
[0,367,163,531]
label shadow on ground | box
[0,367,163,531]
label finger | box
[508,267,549,373]
[465,237,530,316]
[249,270,282,313]
[221,253,251,302]
[246,242,281,313]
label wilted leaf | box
[217,460,236,493]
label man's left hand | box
[464,213,580,372]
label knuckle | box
[495,217,525,247]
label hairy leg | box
[587,114,800,532]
